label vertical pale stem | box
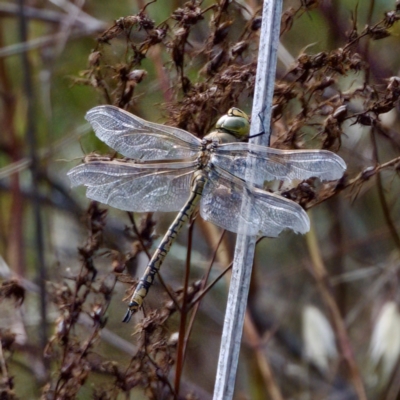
[212,1,283,399]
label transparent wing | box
[67,160,196,212]
[212,143,346,183]
[200,167,310,237]
[86,105,202,160]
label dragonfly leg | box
[122,173,207,322]
[247,108,270,142]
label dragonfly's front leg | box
[122,172,207,322]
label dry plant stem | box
[18,0,49,362]
[331,199,346,316]
[310,154,400,208]
[151,44,173,104]
[156,270,182,312]
[198,221,231,268]
[0,27,103,58]
[306,219,367,400]
[55,272,115,397]
[371,130,400,252]
[363,0,374,79]
[182,230,227,361]
[55,245,97,392]
[54,263,86,395]
[363,0,400,251]
[142,331,176,397]
[77,315,105,363]
[189,261,232,311]
[0,28,23,277]
[174,218,195,396]
[0,258,137,356]
[53,0,85,57]
[243,309,284,400]
[0,2,74,24]
[0,341,9,387]
[385,357,400,400]
[344,260,399,328]
[188,237,263,311]
[127,212,152,259]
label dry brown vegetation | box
[1,0,400,399]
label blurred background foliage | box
[1,0,400,399]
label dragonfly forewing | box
[200,166,310,237]
[212,143,347,184]
[86,105,202,160]
[67,160,196,212]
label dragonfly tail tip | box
[122,309,133,323]
[122,301,141,323]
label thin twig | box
[0,18,24,278]
[0,2,89,25]
[306,216,367,400]
[174,218,195,396]
[371,128,400,250]
[308,155,400,209]
[188,237,263,312]
[0,340,9,384]
[182,230,226,360]
[243,310,284,400]
[0,27,104,58]
[18,0,49,367]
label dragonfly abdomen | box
[122,172,208,322]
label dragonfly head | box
[215,108,250,139]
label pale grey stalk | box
[212,1,283,399]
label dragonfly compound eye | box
[215,108,250,138]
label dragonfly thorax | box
[196,138,219,169]
[204,130,240,144]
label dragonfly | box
[68,105,346,322]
